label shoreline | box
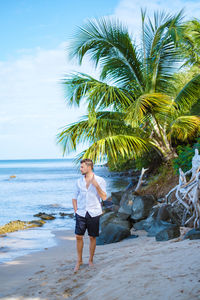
[0,229,76,298]
[0,229,200,299]
[0,225,66,265]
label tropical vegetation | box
[173,137,200,173]
[57,10,200,169]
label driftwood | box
[165,149,200,228]
[134,167,148,194]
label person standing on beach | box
[72,158,107,272]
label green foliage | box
[58,11,200,168]
[173,137,200,173]
[171,66,200,96]
[190,101,200,116]
[134,149,162,171]
[180,19,200,67]
[107,148,162,172]
[174,74,200,113]
[168,66,200,116]
[107,156,135,172]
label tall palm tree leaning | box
[57,10,200,166]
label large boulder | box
[111,191,124,205]
[102,198,114,214]
[156,204,171,221]
[96,223,130,245]
[152,203,185,226]
[146,220,178,237]
[144,219,180,237]
[155,225,180,241]
[134,201,185,231]
[133,216,154,231]
[100,212,114,229]
[131,195,156,221]
[184,228,200,240]
[97,211,132,245]
[166,203,185,226]
[119,192,156,221]
[100,212,132,231]
[133,204,161,231]
[118,191,134,217]
[133,204,181,237]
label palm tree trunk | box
[151,115,177,161]
[150,140,177,161]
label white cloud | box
[0,43,96,159]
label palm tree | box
[58,10,200,165]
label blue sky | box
[0,0,200,159]
[0,0,117,61]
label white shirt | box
[73,174,106,217]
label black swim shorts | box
[75,211,100,237]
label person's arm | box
[91,176,107,200]
[72,198,77,213]
[72,181,79,213]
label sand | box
[0,229,200,300]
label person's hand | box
[91,174,98,188]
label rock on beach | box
[33,212,56,220]
[0,219,46,235]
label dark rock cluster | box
[97,188,189,245]
[33,211,74,220]
[34,212,56,220]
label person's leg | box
[86,212,100,266]
[74,213,86,272]
[89,236,96,266]
[74,234,84,272]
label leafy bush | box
[173,137,200,173]
[107,148,162,172]
[107,155,135,171]
[134,149,162,172]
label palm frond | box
[69,17,144,89]
[73,150,87,165]
[175,74,200,112]
[57,119,94,155]
[63,73,135,110]
[82,134,150,164]
[168,115,200,141]
[142,10,184,92]
[100,56,141,88]
[57,111,131,155]
[180,19,200,66]
[126,93,172,126]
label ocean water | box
[0,159,131,263]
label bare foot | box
[88,261,94,267]
[74,261,83,273]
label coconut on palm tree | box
[58,10,200,166]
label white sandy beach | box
[0,229,200,300]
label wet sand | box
[0,229,200,300]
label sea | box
[0,159,131,264]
